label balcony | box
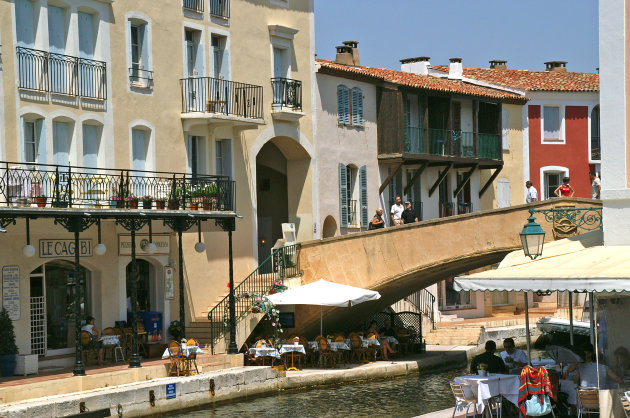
[591,136,600,161]
[404,127,501,160]
[271,77,304,122]
[128,67,154,89]
[17,47,107,100]
[183,0,204,13]
[180,76,264,128]
[209,0,230,18]
[0,161,235,212]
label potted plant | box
[33,194,47,208]
[168,320,182,341]
[0,308,18,377]
[127,195,139,209]
[141,195,153,209]
[155,197,166,210]
[112,196,124,208]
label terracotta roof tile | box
[432,66,599,92]
[316,59,527,103]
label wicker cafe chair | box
[317,337,335,368]
[167,340,185,376]
[366,332,382,362]
[81,331,98,365]
[350,334,369,364]
[577,388,600,418]
[183,338,199,375]
[619,392,630,418]
[450,382,479,418]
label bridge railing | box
[207,243,301,354]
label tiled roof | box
[316,59,527,103]
[432,66,599,92]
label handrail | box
[208,243,301,354]
[180,76,263,119]
[403,288,436,329]
[404,127,501,160]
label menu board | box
[2,266,20,321]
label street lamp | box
[520,209,546,260]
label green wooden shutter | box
[339,163,348,227]
[360,165,368,227]
[337,85,350,125]
[351,87,363,127]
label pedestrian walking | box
[368,208,385,230]
[390,196,404,226]
[525,181,538,203]
[400,201,418,224]
[590,172,601,199]
[554,176,574,197]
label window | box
[24,121,37,163]
[543,106,561,140]
[544,172,561,199]
[128,17,151,87]
[210,0,230,18]
[82,124,100,169]
[339,164,368,228]
[215,139,232,178]
[337,85,363,127]
[52,121,71,166]
[131,128,148,173]
[187,135,207,177]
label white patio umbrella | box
[265,278,381,336]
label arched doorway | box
[29,260,91,356]
[322,215,338,238]
[255,136,311,264]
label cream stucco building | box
[0,0,315,367]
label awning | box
[454,231,630,293]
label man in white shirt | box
[525,181,538,203]
[500,337,528,368]
[590,172,601,199]
[390,196,404,226]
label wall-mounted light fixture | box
[23,218,35,257]
[147,220,157,254]
[194,221,206,253]
[94,219,107,255]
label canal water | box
[171,367,467,417]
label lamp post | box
[519,209,546,260]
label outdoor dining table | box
[279,344,306,371]
[99,335,120,346]
[307,341,351,351]
[161,345,204,359]
[248,347,280,365]
[454,374,520,412]
[360,337,380,347]
[559,379,578,405]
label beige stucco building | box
[0,0,315,366]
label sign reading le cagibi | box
[39,239,93,258]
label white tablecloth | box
[99,335,120,346]
[560,379,577,405]
[161,346,204,359]
[248,347,280,359]
[361,338,380,347]
[383,336,399,344]
[308,341,350,351]
[531,359,557,368]
[279,344,306,355]
[454,374,520,412]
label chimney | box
[489,60,507,69]
[400,56,431,75]
[544,61,567,72]
[448,58,463,80]
[335,41,360,66]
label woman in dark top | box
[369,208,385,230]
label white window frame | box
[540,165,569,200]
[128,120,156,173]
[541,104,565,144]
[125,12,153,91]
[209,28,230,81]
[23,120,38,163]
[214,138,232,178]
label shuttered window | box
[351,87,364,127]
[360,165,368,227]
[339,163,348,227]
[543,106,561,140]
[337,85,350,125]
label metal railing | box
[403,288,436,329]
[208,243,301,354]
[439,202,454,218]
[591,136,600,161]
[210,0,230,18]
[128,67,154,88]
[457,202,473,215]
[0,161,235,211]
[271,77,302,111]
[404,127,501,160]
[17,47,107,100]
[183,0,204,12]
[180,76,263,119]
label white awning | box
[454,231,630,293]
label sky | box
[314,0,599,73]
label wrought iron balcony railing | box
[128,67,154,88]
[591,136,601,161]
[17,47,107,100]
[180,76,263,119]
[0,161,235,211]
[271,77,302,111]
[404,127,501,160]
[210,0,230,18]
[183,0,204,12]
[347,199,358,226]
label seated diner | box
[470,340,507,374]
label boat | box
[536,317,590,336]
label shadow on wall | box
[322,215,338,238]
